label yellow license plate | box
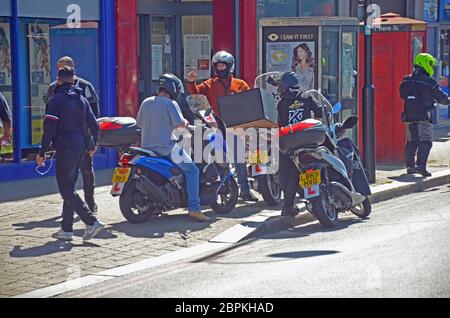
[300,169,321,188]
[112,167,131,183]
[248,150,269,165]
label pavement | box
[0,124,449,298]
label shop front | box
[0,0,117,182]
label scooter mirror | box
[332,102,342,114]
[342,115,359,130]
[186,94,211,114]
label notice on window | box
[28,23,51,145]
[184,34,211,80]
[0,23,13,155]
[152,45,163,80]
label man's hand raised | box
[187,67,198,83]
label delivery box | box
[217,88,278,129]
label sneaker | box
[406,167,417,174]
[82,220,105,241]
[417,168,432,177]
[239,192,259,202]
[52,229,73,241]
[188,211,211,222]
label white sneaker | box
[52,229,73,241]
[82,220,105,241]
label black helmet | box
[269,72,299,95]
[158,73,185,100]
[212,51,235,78]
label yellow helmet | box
[414,53,437,77]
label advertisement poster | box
[183,34,211,80]
[263,26,318,92]
[29,23,51,145]
[152,44,163,81]
[0,23,13,156]
[424,0,438,22]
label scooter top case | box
[97,117,141,147]
[278,119,327,155]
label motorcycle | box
[98,95,238,224]
[274,83,372,228]
[237,73,285,206]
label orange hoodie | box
[187,76,250,116]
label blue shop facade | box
[0,0,117,182]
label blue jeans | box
[170,146,201,212]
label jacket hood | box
[55,83,83,98]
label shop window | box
[258,0,298,18]
[17,17,100,159]
[0,17,13,164]
[299,0,336,16]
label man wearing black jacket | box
[273,72,322,217]
[400,53,450,177]
[45,56,100,213]
[37,66,104,241]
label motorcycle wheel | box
[119,179,153,224]
[350,197,372,219]
[256,174,282,206]
[310,184,338,228]
[211,177,239,214]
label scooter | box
[277,87,372,228]
[98,95,238,224]
[238,72,285,206]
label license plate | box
[111,182,126,195]
[112,167,131,183]
[248,150,269,165]
[300,169,321,189]
[251,164,268,176]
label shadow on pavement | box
[388,174,425,183]
[263,216,365,241]
[9,241,100,258]
[108,212,220,239]
[268,250,339,259]
[12,216,60,231]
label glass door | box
[341,29,358,142]
[322,28,339,105]
[150,16,176,95]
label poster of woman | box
[290,42,315,92]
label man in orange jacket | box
[187,51,258,202]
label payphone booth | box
[358,13,427,163]
[259,17,360,142]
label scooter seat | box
[129,147,159,158]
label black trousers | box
[405,122,433,170]
[279,152,300,216]
[62,152,95,215]
[56,148,97,232]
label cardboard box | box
[218,88,278,129]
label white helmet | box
[212,51,235,78]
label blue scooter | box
[100,95,238,224]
